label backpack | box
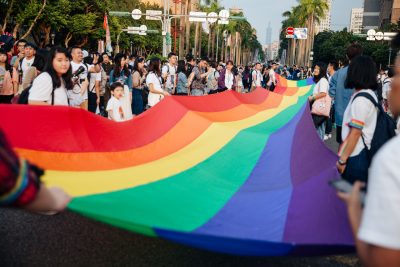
[353,92,396,162]
[18,78,56,105]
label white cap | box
[82,50,89,58]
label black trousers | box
[0,95,13,104]
[88,91,98,113]
[336,126,343,144]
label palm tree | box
[281,6,302,65]
[297,0,329,66]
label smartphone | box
[329,179,366,205]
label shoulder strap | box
[352,92,384,114]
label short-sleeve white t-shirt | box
[340,89,378,157]
[161,63,177,89]
[252,70,263,87]
[313,77,329,95]
[71,61,90,100]
[358,135,400,250]
[106,96,125,122]
[146,72,164,107]
[28,72,69,106]
[89,70,101,93]
[19,57,35,83]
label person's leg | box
[87,91,97,113]
[336,125,343,144]
[318,122,326,140]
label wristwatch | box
[338,159,347,165]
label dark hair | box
[70,46,82,54]
[226,60,234,66]
[44,47,73,90]
[328,60,339,71]
[148,57,161,76]
[185,54,194,62]
[345,55,377,90]
[133,56,145,76]
[168,52,176,59]
[32,51,47,72]
[0,48,12,73]
[110,82,124,92]
[17,39,27,45]
[101,52,109,58]
[313,62,328,83]
[209,61,217,69]
[346,43,363,61]
[177,59,186,75]
[113,53,130,78]
[388,67,395,78]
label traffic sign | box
[189,12,207,22]
[139,25,148,32]
[287,27,294,35]
[131,9,142,20]
[146,10,162,20]
[219,9,230,19]
[208,12,218,24]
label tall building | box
[362,0,380,30]
[266,22,272,46]
[264,41,280,61]
[350,8,364,33]
[379,0,400,27]
[315,0,332,33]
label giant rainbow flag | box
[0,77,354,256]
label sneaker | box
[324,135,329,141]
[328,134,332,139]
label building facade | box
[350,8,364,33]
[315,0,332,33]
[266,22,272,46]
[363,0,381,29]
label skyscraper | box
[315,0,332,33]
[350,8,364,34]
[362,0,380,30]
[266,22,272,46]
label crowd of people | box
[1,34,400,266]
[0,41,286,123]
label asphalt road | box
[0,130,361,267]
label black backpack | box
[18,82,56,105]
[353,92,396,163]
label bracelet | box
[338,159,347,165]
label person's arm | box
[336,127,362,173]
[329,71,338,98]
[132,72,141,88]
[22,67,36,90]
[89,54,101,73]
[309,79,328,102]
[109,70,115,85]
[95,80,100,105]
[12,68,18,95]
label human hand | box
[336,161,346,174]
[337,181,365,215]
[163,91,171,96]
[92,54,99,64]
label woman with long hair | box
[131,56,146,115]
[308,62,331,140]
[146,57,169,108]
[109,53,133,119]
[28,47,87,106]
[176,59,189,95]
[0,48,18,104]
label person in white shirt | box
[338,38,400,266]
[28,47,87,106]
[251,63,263,90]
[267,62,277,91]
[336,56,380,184]
[18,42,36,91]
[70,46,101,110]
[146,58,170,108]
[162,52,177,94]
[106,82,126,122]
[382,68,394,113]
[308,62,330,140]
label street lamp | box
[50,31,56,45]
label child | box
[106,82,126,122]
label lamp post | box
[50,31,56,45]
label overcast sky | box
[219,0,363,44]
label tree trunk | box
[65,32,73,48]
[185,0,192,54]
[198,23,202,58]
[2,0,16,33]
[207,26,212,59]
[20,0,47,40]
[194,22,199,57]
[211,26,215,60]
[12,23,20,39]
[179,1,186,58]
